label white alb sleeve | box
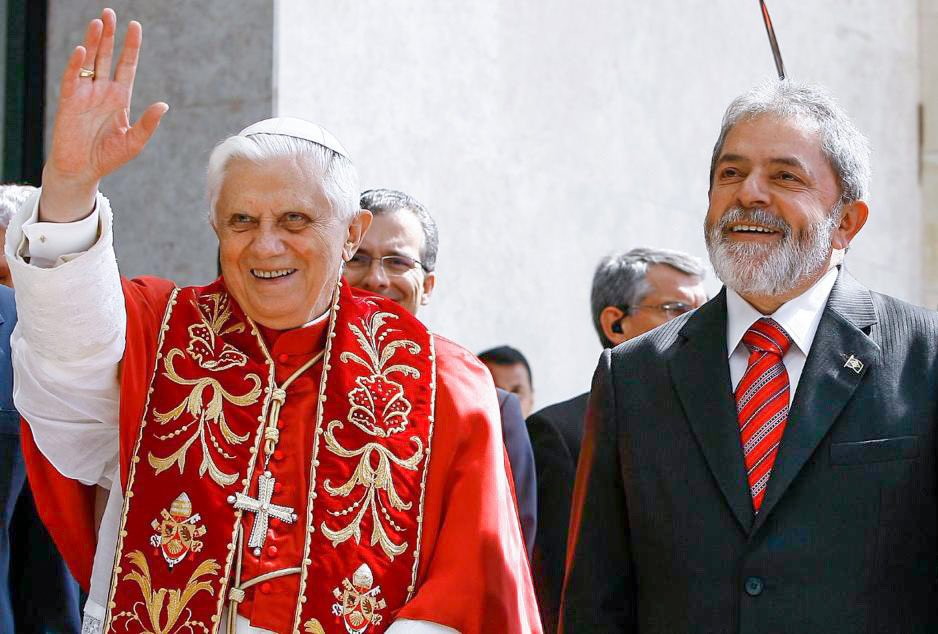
[7,189,125,487]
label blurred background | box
[3,0,936,407]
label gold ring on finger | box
[78,67,95,79]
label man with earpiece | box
[527,247,706,633]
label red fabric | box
[18,275,176,591]
[736,317,792,511]
[24,276,541,632]
[18,421,98,589]
[235,318,329,628]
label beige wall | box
[923,0,938,308]
[276,0,925,406]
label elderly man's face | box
[344,209,435,316]
[705,114,864,306]
[214,156,370,329]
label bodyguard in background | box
[562,80,938,633]
[528,247,705,632]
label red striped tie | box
[735,318,792,512]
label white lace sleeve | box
[7,189,125,487]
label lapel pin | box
[844,355,864,374]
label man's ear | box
[420,271,437,306]
[599,305,629,346]
[343,209,373,261]
[831,199,868,250]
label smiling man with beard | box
[561,80,938,634]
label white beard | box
[705,205,841,297]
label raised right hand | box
[40,8,168,222]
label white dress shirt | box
[6,190,455,634]
[725,266,839,402]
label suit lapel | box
[669,290,754,533]
[751,270,880,534]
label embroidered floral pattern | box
[147,348,262,486]
[186,294,248,371]
[321,312,425,560]
[340,312,421,437]
[111,550,219,634]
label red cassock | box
[22,276,541,633]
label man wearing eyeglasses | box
[344,189,437,315]
[345,189,538,559]
[527,247,706,633]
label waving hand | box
[41,8,168,222]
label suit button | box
[267,545,278,557]
[278,353,289,363]
[260,582,272,594]
[744,576,764,596]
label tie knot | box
[742,318,792,356]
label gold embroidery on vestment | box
[105,287,181,631]
[303,619,326,634]
[149,492,207,569]
[320,311,425,560]
[187,294,248,371]
[330,563,387,633]
[147,348,262,486]
[111,550,219,634]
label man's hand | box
[40,8,168,223]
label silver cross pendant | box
[227,470,298,555]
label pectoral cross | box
[227,470,298,555]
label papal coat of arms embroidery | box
[331,564,387,633]
[149,492,207,568]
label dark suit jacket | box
[562,270,938,633]
[527,392,588,633]
[497,388,537,559]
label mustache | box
[714,207,791,236]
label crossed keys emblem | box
[149,492,207,568]
[331,563,387,634]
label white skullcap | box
[238,117,350,160]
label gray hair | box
[359,189,439,271]
[206,133,359,222]
[709,80,871,203]
[590,247,706,348]
[0,184,37,230]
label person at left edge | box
[347,188,537,559]
[0,185,82,633]
[9,9,540,634]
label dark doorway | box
[3,0,46,184]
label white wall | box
[276,0,923,408]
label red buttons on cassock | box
[273,450,284,461]
[267,545,278,557]
[274,481,282,493]
[260,582,272,594]
[277,353,289,363]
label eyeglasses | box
[345,253,427,277]
[617,302,695,319]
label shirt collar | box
[725,266,839,358]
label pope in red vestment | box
[10,9,540,634]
